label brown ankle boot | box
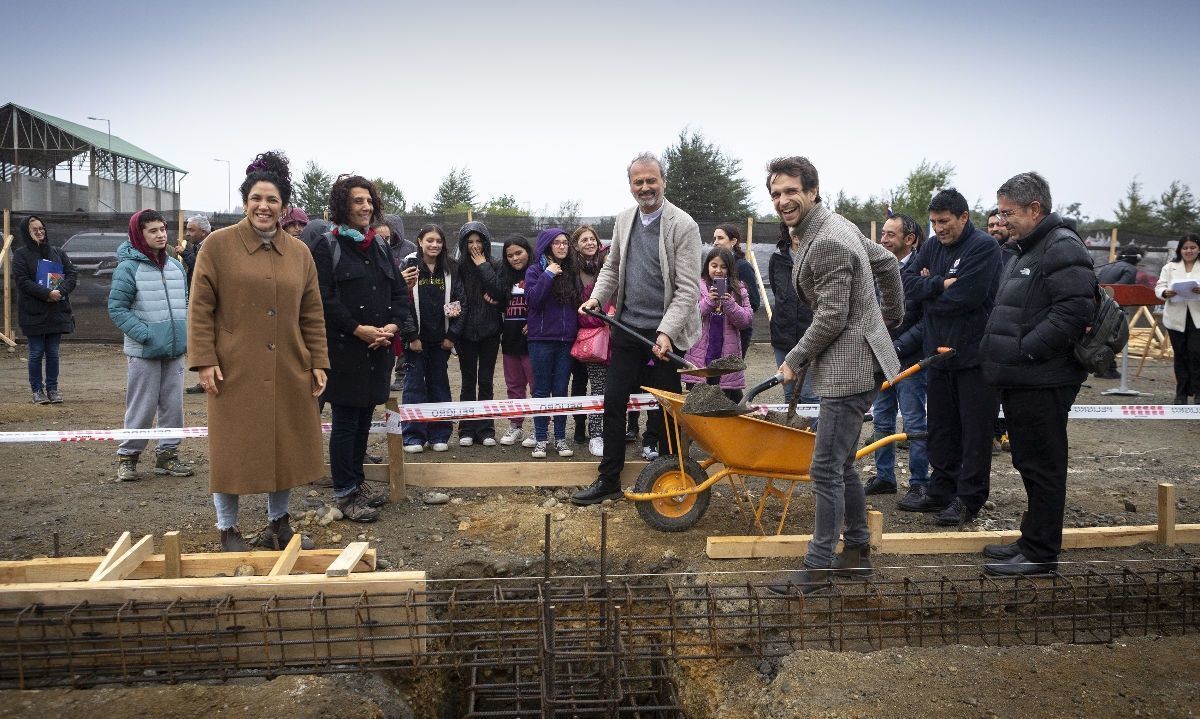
[832,544,873,577]
[255,515,315,550]
[220,527,249,552]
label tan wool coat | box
[187,218,330,495]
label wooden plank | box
[1159,482,1177,546]
[326,542,370,577]
[267,534,303,577]
[87,532,132,581]
[162,531,182,579]
[386,396,406,501]
[400,461,647,488]
[867,510,883,551]
[92,534,154,582]
[0,547,377,584]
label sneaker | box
[185,383,205,394]
[500,428,523,446]
[555,439,574,457]
[863,476,897,495]
[403,442,425,454]
[116,455,140,482]
[337,490,380,523]
[459,436,474,447]
[642,445,659,461]
[154,449,194,477]
[531,441,548,458]
[47,389,63,404]
[522,436,538,448]
[357,481,391,508]
[431,442,449,452]
[588,437,604,457]
[31,389,49,405]
[481,436,497,447]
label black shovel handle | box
[744,373,785,405]
[583,308,693,368]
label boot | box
[570,477,623,506]
[832,544,873,577]
[254,514,315,549]
[154,448,194,477]
[117,455,140,482]
[390,365,405,392]
[220,527,250,552]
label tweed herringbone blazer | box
[784,204,903,397]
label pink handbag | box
[571,325,610,364]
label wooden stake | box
[386,396,406,501]
[1109,227,1118,263]
[88,531,132,581]
[267,534,303,577]
[326,542,370,577]
[91,534,154,582]
[1158,482,1177,546]
[869,220,877,242]
[2,208,13,346]
[867,510,883,550]
[163,531,182,579]
[745,216,772,322]
[176,208,185,253]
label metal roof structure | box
[0,103,185,191]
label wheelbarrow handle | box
[880,347,958,390]
[744,372,785,404]
[583,308,693,368]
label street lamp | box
[213,158,231,213]
[87,116,113,200]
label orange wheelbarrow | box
[625,349,954,533]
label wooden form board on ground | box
[344,460,650,488]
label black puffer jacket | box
[980,213,1095,388]
[455,221,505,342]
[12,216,77,336]
[768,224,813,351]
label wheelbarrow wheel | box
[633,456,711,532]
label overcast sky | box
[9,0,1199,221]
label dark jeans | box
[457,336,499,441]
[739,327,753,360]
[599,326,682,482]
[804,384,878,570]
[1169,313,1200,401]
[926,366,999,513]
[570,359,589,438]
[329,403,374,498]
[871,369,928,487]
[1002,384,1079,563]
[27,333,62,392]
[401,344,453,444]
[529,340,574,441]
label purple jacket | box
[683,282,752,389]
[525,229,579,343]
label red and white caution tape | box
[0,397,1195,443]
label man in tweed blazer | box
[765,156,904,595]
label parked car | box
[60,232,125,274]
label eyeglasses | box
[996,204,1030,220]
[550,239,570,247]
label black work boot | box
[255,514,315,549]
[832,544,873,577]
[766,567,835,596]
[570,477,623,506]
[220,527,250,552]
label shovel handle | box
[881,347,957,390]
[744,373,784,405]
[583,308,693,368]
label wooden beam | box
[338,460,648,487]
[867,510,883,551]
[91,534,153,582]
[88,531,132,581]
[0,547,377,584]
[267,534,303,577]
[707,523,1200,559]
[2,209,13,345]
[1159,482,1177,546]
[162,531,182,579]
[386,396,406,501]
[326,542,370,578]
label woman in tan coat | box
[188,151,329,551]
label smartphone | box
[713,277,728,296]
[403,256,420,271]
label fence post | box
[1109,227,1118,263]
[467,208,473,222]
[870,220,877,242]
[177,208,185,252]
[2,208,12,346]
[745,216,772,322]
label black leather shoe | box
[933,497,977,526]
[570,478,623,506]
[983,541,1022,560]
[766,568,835,596]
[983,553,1055,576]
[863,476,897,495]
[898,490,950,513]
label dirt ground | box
[1,342,1198,717]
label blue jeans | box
[329,403,375,498]
[805,386,877,570]
[401,344,453,445]
[871,370,928,488]
[27,333,62,392]
[529,340,573,441]
[772,345,818,404]
[213,490,291,530]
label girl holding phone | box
[683,247,753,401]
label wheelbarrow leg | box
[774,481,799,536]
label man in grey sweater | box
[574,153,702,505]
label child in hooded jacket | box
[401,224,464,452]
[683,247,753,402]
[454,221,505,447]
[497,235,537,447]
[525,228,580,458]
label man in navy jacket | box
[896,189,1002,526]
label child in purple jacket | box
[525,228,580,458]
[683,247,753,402]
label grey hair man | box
[979,172,1094,576]
[572,152,702,505]
[765,156,904,595]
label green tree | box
[661,129,755,220]
[1156,180,1199,236]
[294,160,333,217]
[432,166,476,213]
[1114,178,1161,234]
[833,189,888,225]
[480,194,528,217]
[371,178,406,214]
[556,200,581,229]
[888,160,955,223]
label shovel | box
[684,371,787,417]
[582,309,742,378]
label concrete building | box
[0,103,185,213]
